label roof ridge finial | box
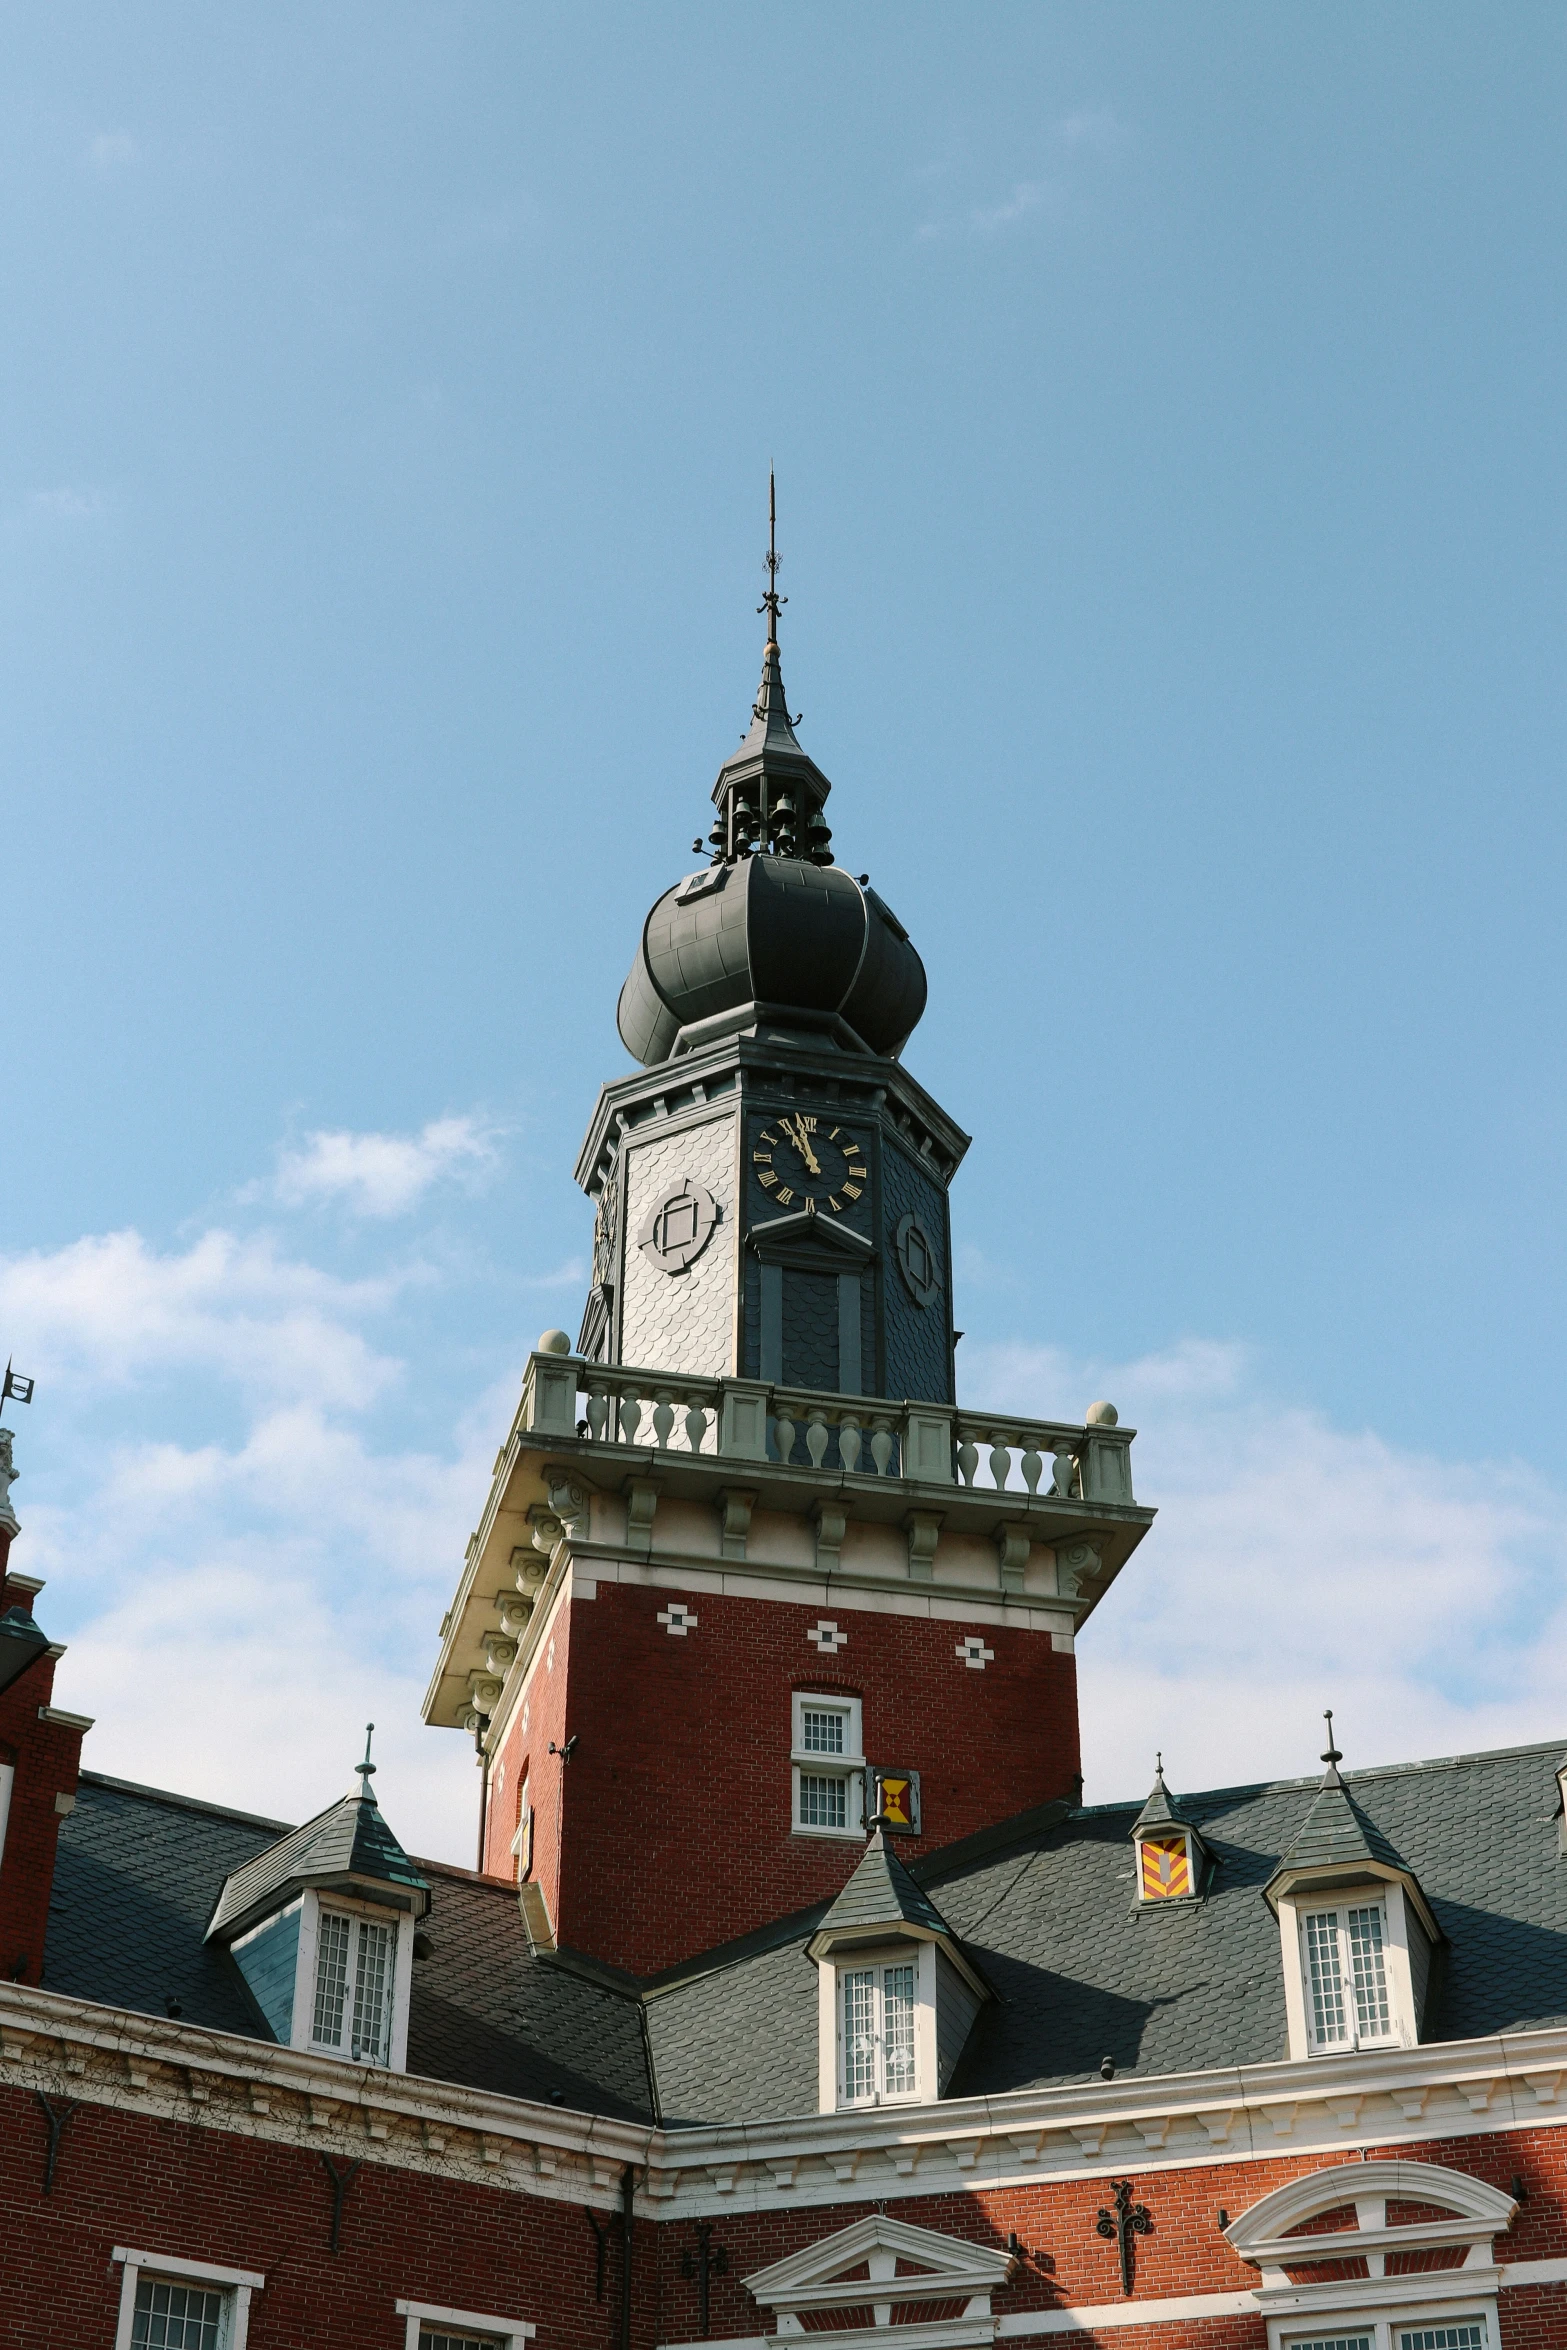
[1320,1708,1344,1778]
[356,1721,377,1797]
[758,468,785,648]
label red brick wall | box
[2,2082,1564,2350]
[485,1582,1081,1974]
[653,2126,1567,2340]
[0,1628,85,1989]
[0,2083,652,2350]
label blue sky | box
[1,8,1563,1861]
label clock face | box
[753,1115,868,1215]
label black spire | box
[703,480,834,867]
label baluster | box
[652,1390,676,1449]
[618,1389,642,1446]
[839,1417,862,1475]
[586,1385,609,1443]
[1051,1444,1076,1497]
[805,1409,831,1469]
[775,1411,798,1465]
[684,1396,708,1453]
[1020,1434,1043,1494]
[956,1428,979,1487]
[869,1417,894,1476]
[989,1432,1013,1490]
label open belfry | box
[4,509,1567,2350]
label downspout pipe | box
[620,2162,636,2350]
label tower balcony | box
[424,1350,1156,1737]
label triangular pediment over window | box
[745,2211,1012,2346]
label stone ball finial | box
[538,1329,572,1356]
[1085,1400,1118,1427]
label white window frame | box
[1277,2311,1491,2350]
[820,1939,938,2112]
[395,2297,537,2350]
[1282,1887,1414,2058]
[112,2247,263,2350]
[0,1758,13,1871]
[792,1691,864,1840]
[291,1886,415,2071]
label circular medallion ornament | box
[637,1179,719,1274]
[894,1212,941,1308]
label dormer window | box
[807,1828,989,2112]
[1130,1756,1208,1904]
[206,1744,429,2075]
[1263,1727,1441,2062]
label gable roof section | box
[744,2211,1013,2314]
[812,1828,953,1942]
[206,1784,430,1941]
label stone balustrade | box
[516,1352,1136,1506]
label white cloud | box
[961,1337,1567,1808]
[88,131,138,172]
[971,180,1053,234]
[0,1227,407,1409]
[1056,108,1127,154]
[267,1114,500,1217]
[27,487,105,522]
[1,1212,510,1861]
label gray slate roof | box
[1268,1762,1413,1883]
[42,1737,1567,2132]
[46,1774,652,2121]
[206,1784,430,1938]
[817,1829,954,1939]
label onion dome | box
[617,482,928,1067]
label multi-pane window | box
[1287,2337,1372,2350]
[131,2277,227,2349]
[1300,1901,1395,2051]
[421,2335,505,2350]
[1399,2331,1484,2350]
[840,1960,917,2104]
[792,1693,863,1837]
[311,1908,395,2063]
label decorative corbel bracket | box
[715,1487,756,1562]
[1053,1537,1102,1600]
[812,1501,848,1575]
[994,1523,1030,1595]
[625,1477,660,1560]
[526,1504,564,1559]
[904,1508,944,1584]
[545,1469,591,1535]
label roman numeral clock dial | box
[753,1116,868,1215]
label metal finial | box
[1321,1708,1343,1768]
[1155,1751,1163,1777]
[757,470,786,644]
[357,1721,376,1789]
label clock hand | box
[786,1116,822,1176]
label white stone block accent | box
[808,1619,848,1653]
[956,1635,995,1670]
[657,1603,698,1636]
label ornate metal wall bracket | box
[1096,2178,1151,2295]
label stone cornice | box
[6,1981,1567,2222]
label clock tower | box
[424,498,1155,1976]
[577,498,962,1416]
